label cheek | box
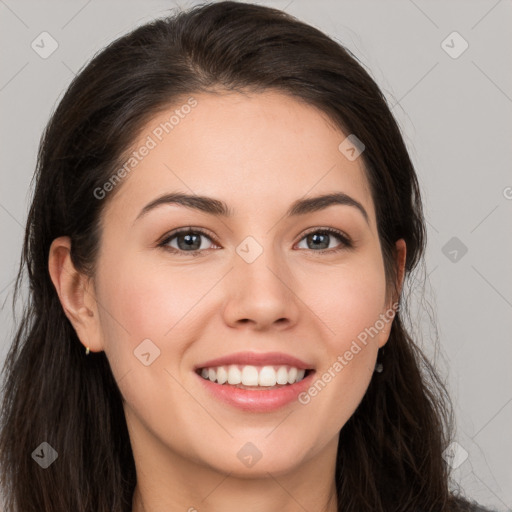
[306,256,388,349]
[96,252,212,342]
[296,254,388,434]
[93,255,202,427]
[91,252,180,381]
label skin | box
[49,90,406,512]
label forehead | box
[104,90,375,225]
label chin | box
[196,438,311,478]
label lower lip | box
[195,370,316,412]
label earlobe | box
[48,236,103,353]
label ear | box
[48,236,104,353]
[377,238,407,348]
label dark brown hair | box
[0,2,485,510]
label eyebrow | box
[134,192,369,225]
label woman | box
[0,2,495,511]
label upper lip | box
[195,351,314,370]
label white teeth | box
[199,364,309,386]
[227,365,242,385]
[276,366,289,385]
[287,367,298,384]
[259,366,277,386]
[216,366,228,384]
[241,365,259,386]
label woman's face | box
[86,90,404,478]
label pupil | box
[179,233,200,250]
[310,233,328,249]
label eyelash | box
[158,226,353,257]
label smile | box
[197,364,310,387]
[194,352,317,412]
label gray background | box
[0,0,511,510]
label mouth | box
[194,364,316,412]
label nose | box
[222,243,300,331]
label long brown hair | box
[0,2,483,510]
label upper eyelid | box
[160,227,219,245]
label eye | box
[295,228,352,252]
[159,228,218,256]
[158,226,352,256]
